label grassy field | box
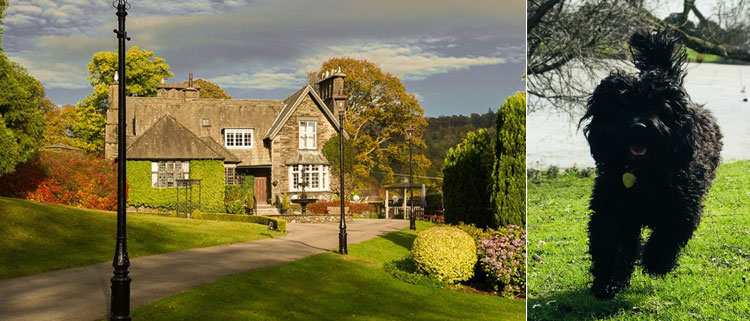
[0,197,282,279]
[131,222,526,321]
[528,161,750,320]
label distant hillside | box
[423,110,497,177]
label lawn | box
[0,197,282,280]
[131,221,526,321]
[528,161,750,320]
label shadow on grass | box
[381,231,416,250]
[529,288,637,321]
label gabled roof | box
[263,85,347,140]
[126,114,236,161]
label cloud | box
[301,43,505,81]
[7,55,90,89]
[209,72,303,90]
[4,0,524,102]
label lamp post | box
[111,1,131,320]
[338,100,348,254]
[406,126,415,230]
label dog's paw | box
[590,281,624,300]
[642,261,679,276]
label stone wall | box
[270,92,337,202]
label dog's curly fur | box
[579,28,722,300]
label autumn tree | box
[181,78,232,99]
[76,46,173,154]
[314,58,430,188]
[322,133,356,200]
[0,1,49,175]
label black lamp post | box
[338,100,348,254]
[111,1,131,320]
[406,126,416,230]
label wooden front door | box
[254,176,268,204]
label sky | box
[2,0,526,117]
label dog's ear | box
[628,28,687,83]
[580,72,634,164]
[579,72,634,134]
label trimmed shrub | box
[424,194,443,213]
[478,225,526,296]
[411,226,476,284]
[454,222,491,249]
[224,185,244,214]
[137,211,287,232]
[126,160,225,213]
[241,176,255,209]
[199,213,286,232]
[493,92,526,226]
[442,129,496,228]
[384,255,447,288]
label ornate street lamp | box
[406,126,416,230]
[338,100,348,254]
[111,1,132,320]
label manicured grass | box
[0,197,282,279]
[131,221,525,321]
[686,48,721,63]
[528,161,750,320]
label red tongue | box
[630,145,647,156]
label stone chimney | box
[184,73,199,99]
[316,67,347,117]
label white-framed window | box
[151,161,189,188]
[224,128,254,149]
[224,164,237,186]
[298,121,317,150]
[289,164,329,192]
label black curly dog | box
[579,28,722,299]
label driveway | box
[0,219,408,321]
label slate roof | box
[126,114,237,161]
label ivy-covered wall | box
[127,160,225,213]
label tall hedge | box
[127,160,225,213]
[493,92,526,226]
[441,129,496,228]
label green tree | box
[42,105,85,149]
[82,46,173,113]
[0,0,48,175]
[493,92,526,227]
[76,46,172,154]
[315,58,430,188]
[181,78,232,99]
[442,129,496,229]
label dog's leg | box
[588,206,642,300]
[642,216,699,275]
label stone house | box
[104,71,347,211]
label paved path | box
[0,219,408,321]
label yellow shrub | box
[411,226,476,283]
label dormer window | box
[299,121,317,150]
[224,128,253,149]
